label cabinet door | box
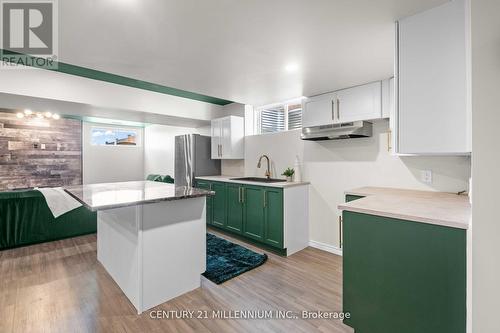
[343,211,466,333]
[242,185,265,241]
[195,180,213,225]
[263,188,283,248]
[336,81,382,123]
[397,0,469,154]
[220,117,232,158]
[226,116,244,159]
[211,182,226,227]
[211,119,221,159]
[226,184,243,233]
[302,93,335,128]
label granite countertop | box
[338,187,471,229]
[195,175,310,188]
[64,181,214,211]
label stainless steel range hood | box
[301,121,373,141]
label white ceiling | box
[58,0,447,106]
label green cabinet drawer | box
[226,183,243,233]
[342,211,466,333]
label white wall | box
[471,0,500,331]
[144,124,210,177]
[83,122,144,184]
[244,121,471,248]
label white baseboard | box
[309,240,342,256]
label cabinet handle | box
[218,144,221,157]
[220,144,223,157]
[331,100,335,121]
[339,216,343,248]
[336,98,340,120]
[239,187,243,203]
[263,191,267,208]
[387,129,392,152]
[242,188,245,203]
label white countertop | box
[338,187,471,229]
[196,175,310,188]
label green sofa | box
[0,189,97,250]
[146,174,174,184]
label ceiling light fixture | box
[285,62,299,72]
[16,109,61,120]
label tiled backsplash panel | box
[0,110,82,190]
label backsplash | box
[221,159,245,176]
[0,110,82,190]
[244,121,471,248]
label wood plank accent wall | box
[0,110,82,190]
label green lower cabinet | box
[345,194,364,202]
[242,185,265,242]
[226,184,243,233]
[195,180,213,225]
[211,182,226,228]
[263,188,283,248]
[342,211,466,333]
[197,180,285,251]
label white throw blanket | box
[36,187,82,218]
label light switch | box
[421,170,433,184]
[41,144,46,150]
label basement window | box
[91,127,139,146]
[255,98,304,134]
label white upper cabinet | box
[211,116,244,159]
[302,92,336,128]
[211,119,222,159]
[335,81,382,123]
[302,81,383,128]
[396,0,471,155]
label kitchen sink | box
[230,177,285,183]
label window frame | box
[90,125,142,147]
[254,97,304,135]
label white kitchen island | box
[65,181,213,314]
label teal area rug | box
[203,233,268,284]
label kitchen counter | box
[338,186,471,229]
[65,180,213,211]
[64,180,209,314]
[196,175,310,188]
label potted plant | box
[282,167,295,182]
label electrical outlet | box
[41,144,46,150]
[421,170,433,184]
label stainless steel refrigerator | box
[174,134,221,187]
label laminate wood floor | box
[0,229,353,333]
